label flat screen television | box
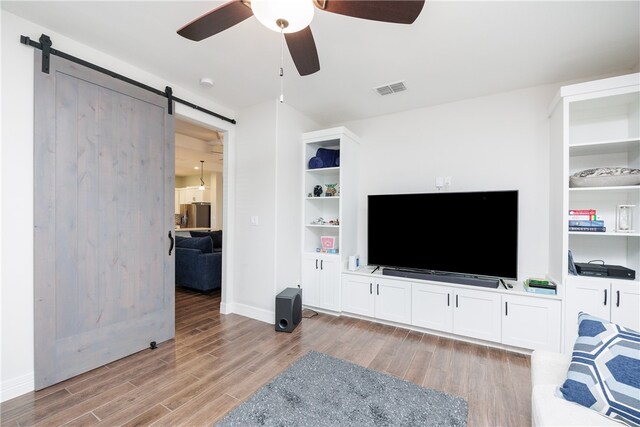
[368,190,518,280]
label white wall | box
[339,84,558,280]
[0,11,236,401]
[231,100,318,322]
[231,101,278,322]
[275,102,320,293]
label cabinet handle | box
[168,231,174,256]
[456,294,459,308]
[370,283,372,294]
[377,284,379,295]
[604,289,607,306]
[447,293,450,307]
[505,301,508,316]
[315,259,318,270]
[321,260,323,270]
[616,290,620,307]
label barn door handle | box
[604,289,607,306]
[370,283,372,294]
[616,290,620,307]
[168,231,174,256]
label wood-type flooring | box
[1,288,531,426]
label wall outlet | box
[435,177,444,190]
[250,215,259,226]
[444,176,452,187]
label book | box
[524,282,557,295]
[569,226,606,232]
[568,209,597,221]
[568,220,605,227]
[526,278,555,289]
[569,209,596,215]
[568,215,595,221]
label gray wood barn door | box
[33,51,175,389]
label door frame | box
[174,105,235,310]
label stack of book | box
[524,278,557,295]
[568,209,606,232]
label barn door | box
[33,51,175,389]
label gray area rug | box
[216,350,467,427]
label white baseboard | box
[223,302,274,325]
[1,371,34,402]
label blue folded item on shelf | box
[314,148,339,169]
[308,156,323,169]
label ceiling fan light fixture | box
[199,160,205,190]
[252,0,314,33]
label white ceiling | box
[175,118,223,177]
[3,1,639,126]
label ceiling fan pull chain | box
[279,25,285,103]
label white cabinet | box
[564,276,640,352]
[453,287,502,343]
[341,274,375,317]
[301,253,341,312]
[346,272,562,351]
[412,282,453,332]
[341,274,411,323]
[611,281,640,328]
[301,127,360,312]
[374,278,412,324]
[502,294,561,352]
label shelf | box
[569,185,640,192]
[306,224,339,228]
[305,167,340,176]
[303,251,340,257]
[305,196,340,200]
[569,231,640,237]
[569,138,639,156]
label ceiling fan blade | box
[177,0,253,41]
[285,27,320,76]
[316,0,425,24]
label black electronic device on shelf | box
[575,262,636,280]
[368,190,518,287]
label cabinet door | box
[411,282,453,333]
[374,278,411,324]
[611,281,640,331]
[502,294,561,352]
[564,278,609,353]
[453,288,501,342]
[341,274,374,317]
[319,256,341,311]
[301,255,320,308]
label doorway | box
[175,118,224,232]
[173,117,227,305]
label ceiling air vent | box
[374,81,407,96]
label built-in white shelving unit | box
[301,127,360,312]
[549,73,640,353]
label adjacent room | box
[1,1,639,426]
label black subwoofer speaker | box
[275,287,302,333]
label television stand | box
[382,268,500,289]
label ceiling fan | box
[177,0,425,76]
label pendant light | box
[199,160,205,190]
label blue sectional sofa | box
[175,235,221,292]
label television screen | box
[368,190,518,279]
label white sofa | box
[530,350,622,426]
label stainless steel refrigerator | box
[179,202,211,228]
